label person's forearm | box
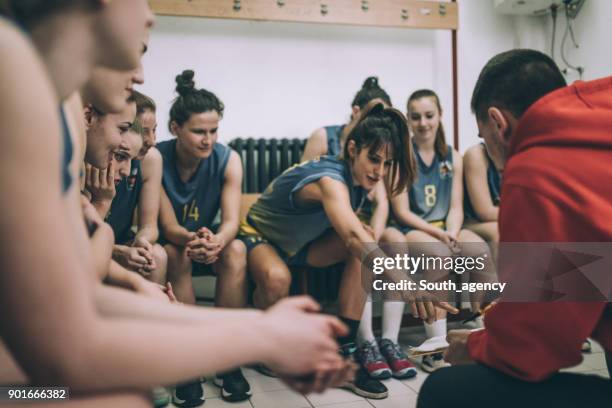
[105,260,138,290]
[95,283,260,324]
[478,206,499,223]
[91,223,115,280]
[369,210,387,242]
[215,221,239,249]
[134,225,158,245]
[45,315,269,392]
[91,199,112,219]
[162,224,193,246]
[445,208,464,236]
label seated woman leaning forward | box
[240,101,458,399]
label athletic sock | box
[357,298,376,345]
[339,316,361,352]
[424,318,447,339]
[381,301,405,343]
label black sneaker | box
[339,343,388,399]
[172,380,204,408]
[214,369,252,402]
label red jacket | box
[467,77,612,381]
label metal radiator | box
[228,137,342,304]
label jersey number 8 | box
[424,184,437,207]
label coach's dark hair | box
[352,77,392,109]
[343,101,415,196]
[5,0,76,27]
[132,90,156,116]
[471,49,566,121]
[407,89,448,159]
[169,70,224,132]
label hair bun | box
[175,70,196,97]
[362,76,379,90]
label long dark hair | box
[407,89,448,159]
[342,101,415,196]
[168,70,224,132]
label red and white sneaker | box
[356,340,392,380]
[379,338,417,379]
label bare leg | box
[147,244,168,285]
[306,229,364,320]
[165,244,195,305]
[379,227,410,342]
[457,229,497,311]
[212,239,248,308]
[463,220,499,262]
[248,244,291,309]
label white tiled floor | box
[164,329,609,408]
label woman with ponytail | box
[241,100,458,399]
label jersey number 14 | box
[182,200,200,223]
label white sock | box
[381,301,404,343]
[357,297,375,344]
[424,318,447,339]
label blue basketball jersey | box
[106,160,143,244]
[408,142,454,223]
[324,125,345,157]
[59,107,73,193]
[464,143,501,221]
[248,156,366,256]
[158,139,231,232]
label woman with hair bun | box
[302,76,392,161]
[157,70,252,405]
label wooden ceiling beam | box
[149,0,458,30]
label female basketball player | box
[157,70,256,403]
[0,3,352,407]
[463,142,501,244]
[242,100,458,398]
[302,76,392,161]
[382,89,495,373]
[104,91,168,286]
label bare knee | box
[216,240,247,280]
[152,244,168,268]
[458,230,491,258]
[258,267,291,300]
[381,227,406,244]
[164,244,190,278]
[219,240,247,269]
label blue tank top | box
[248,156,366,256]
[158,139,231,232]
[324,125,345,157]
[106,160,143,244]
[464,144,501,221]
[59,107,73,193]
[408,142,454,223]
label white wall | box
[140,1,522,152]
[455,0,516,151]
[545,0,612,82]
[142,17,446,145]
